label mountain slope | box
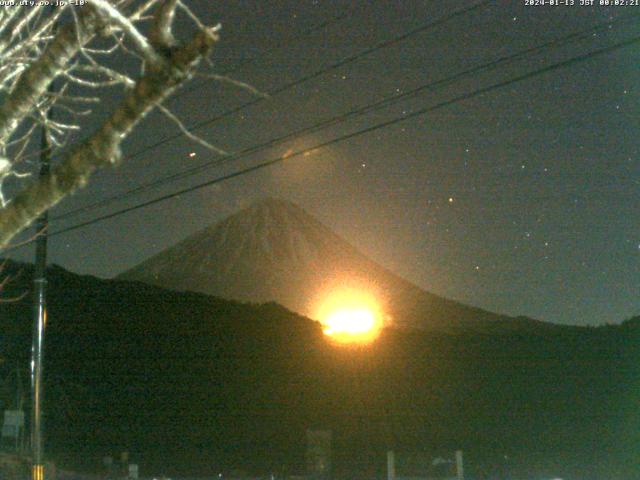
[0,261,636,479]
[119,197,552,333]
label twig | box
[158,103,228,155]
[197,73,269,98]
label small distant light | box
[448,197,454,203]
[189,152,196,157]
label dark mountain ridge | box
[0,261,637,479]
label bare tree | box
[0,0,223,248]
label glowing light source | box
[324,308,375,334]
[313,285,384,345]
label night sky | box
[7,0,640,326]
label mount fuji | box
[119,197,554,333]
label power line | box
[169,4,362,101]
[5,5,360,176]
[53,12,640,221]
[43,33,640,240]
[118,1,493,163]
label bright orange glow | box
[314,286,384,345]
[324,309,375,335]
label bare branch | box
[0,260,27,303]
[130,0,165,21]
[198,73,269,98]
[0,8,41,54]
[0,156,31,207]
[177,1,208,32]
[6,122,37,148]
[56,94,101,104]
[7,122,38,165]
[0,25,220,248]
[0,8,21,38]
[86,0,164,66]
[0,225,46,253]
[0,8,101,152]
[75,64,135,88]
[0,7,64,58]
[157,103,228,155]
[151,0,178,48]
[62,70,128,89]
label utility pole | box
[455,450,464,480]
[386,450,396,480]
[16,361,23,453]
[31,105,53,480]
